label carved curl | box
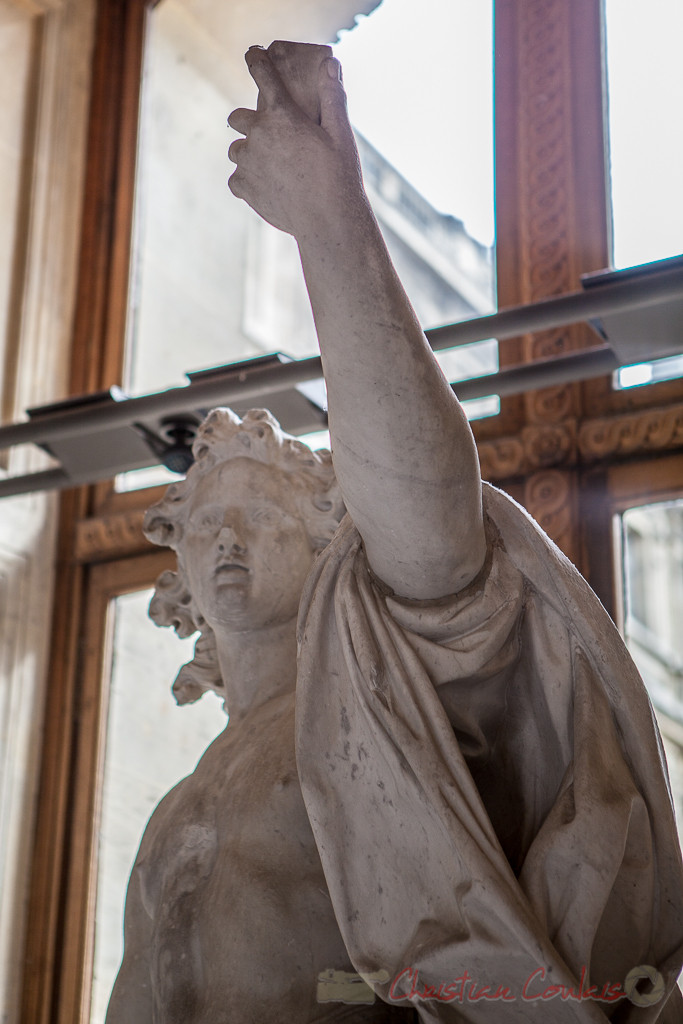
[143,408,345,705]
[148,569,197,639]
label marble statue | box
[107,42,683,1022]
[106,407,412,1022]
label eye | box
[191,510,222,533]
[251,506,282,525]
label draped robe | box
[296,483,683,1023]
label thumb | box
[318,58,354,144]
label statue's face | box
[180,458,315,632]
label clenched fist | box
[227,44,366,240]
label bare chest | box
[139,697,355,1022]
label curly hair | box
[143,408,344,706]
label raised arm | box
[228,46,486,599]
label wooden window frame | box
[19,5,152,1020]
[21,550,174,1024]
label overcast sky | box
[334,0,683,268]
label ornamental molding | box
[579,403,683,463]
[524,468,578,563]
[516,0,587,425]
[479,400,683,481]
[478,421,576,481]
[519,0,575,307]
[75,509,151,563]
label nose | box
[217,524,246,557]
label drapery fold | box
[296,483,683,1022]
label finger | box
[228,107,257,135]
[244,46,291,112]
[228,169,248,201]
[318,58,355,146]
[227,138,247,165]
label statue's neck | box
[213,618,299,723]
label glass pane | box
[124,0,496,403]
[621,501,683,852]
[336,0,497,415]
[90,589,226,1024]
[605,0,683,270]
[605,1,683,391]
[334,0,494,252]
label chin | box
[208,589,251,625]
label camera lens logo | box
[623,966,665,1008]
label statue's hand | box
[228,47,364,237]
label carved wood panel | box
[75,507,153,562]
[478,420,576,481]
[524,468,579,564]
[493,0,609,563]
[479,402,683,482]
[579,402,683,463]
[516,0,592,427]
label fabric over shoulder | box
[295,482,683,1022]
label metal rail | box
[1,262,681,451]
[0,258,680,498]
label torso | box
[134,691,408,1023]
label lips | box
[214,562,249,580]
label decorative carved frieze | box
[75,509,151,563]
[579,403,683,463]
[479,402,683,481]
[478,421,576,481]
[518,0,578,425]
[524,420,576,468]
[478,435,525,481]
[524,468,578,563]
[502,0,611,429]
[520,41,573,303]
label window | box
[335,0,497,418]
[90,589,225,1023]
[620,500,683,850]
[605,0,683,271]
[124,0,496,418]
[605,0,683,392]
